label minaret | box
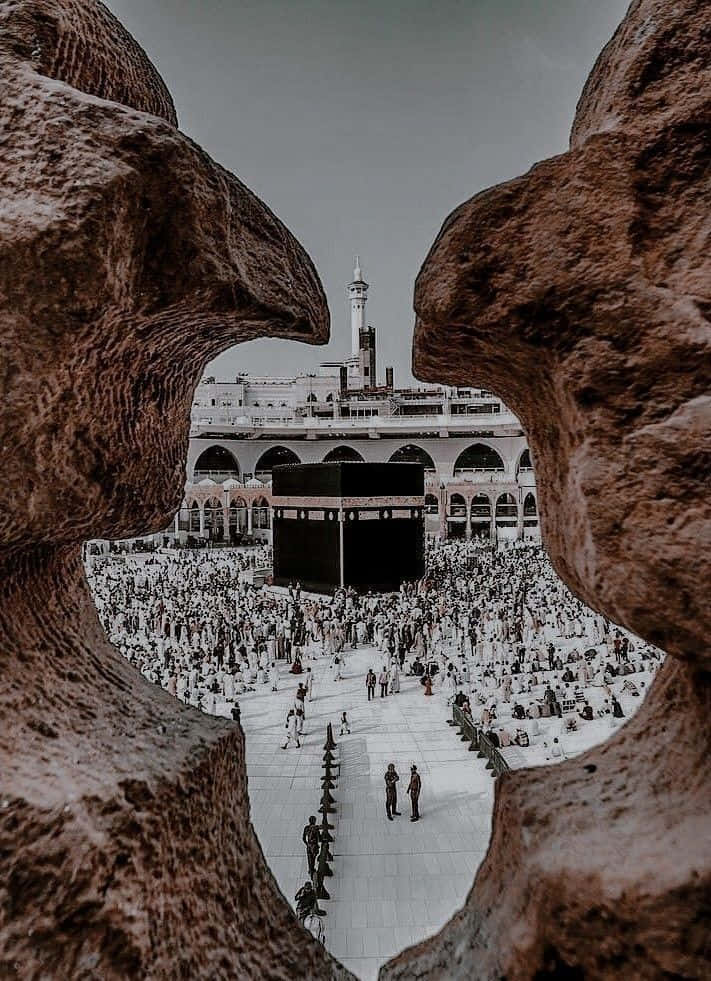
[348,255,369,357]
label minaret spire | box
[348,257,369,357]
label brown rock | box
[0,2,347,978]
[382,0,711,977]
[412,0,710,666]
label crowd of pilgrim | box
[86,539,663,765]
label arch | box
[252,495,271,530]
[255,445,301,480]
[519,448,533,471]
[228,498,248,539]
[322,445,365,463]
[449,492,467,516]
[447,492,467,538]
[470,493,492,518]
[454,442,505,475]
[388,444,436,471]
[193,445,240,482]
[495,492,518,520]
[425,493,439,515]
[523,492,537,516]
[204,497,225,540]
[470,493,492,540]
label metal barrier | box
[314,722,338,902]
[451,704,510,777]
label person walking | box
[295,879,326,919]
[384,763,400,821]
[407,765,421,821]
[339,710,351,735]
[390,661,400,694]
[379,667,389,698]
[305,667,313,701]
[366,668,376,701]
[302,815,320,879]
[281,708,301,750]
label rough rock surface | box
[412,0,710,666]
[381,0,711,978]
[0,2,347,978]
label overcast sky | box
[105,0,629,384]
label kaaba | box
[272,462,425,593]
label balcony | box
[451,469,514,484]
[191,471,269,487]
[190,409,521,437]
[192,470,239,483]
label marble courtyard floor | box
[233,648,495,980]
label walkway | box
[236,646,494,980]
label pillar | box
[247,504,253,535]
[174,511,179,534]
[199,507,205,536]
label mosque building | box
[176,260,539,545]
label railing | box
[443,475,520,487]
[451,705,510,777]
[314,724,339,906]
[192,470,241,483]
[188,476,270,489]
[454,468,506,476]
[190,410,520,434]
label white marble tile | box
[241,645,496,978]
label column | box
[247,504,253,535]
[199,507,205,536]
[174,511,179,534]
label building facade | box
[176,261,539,545]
